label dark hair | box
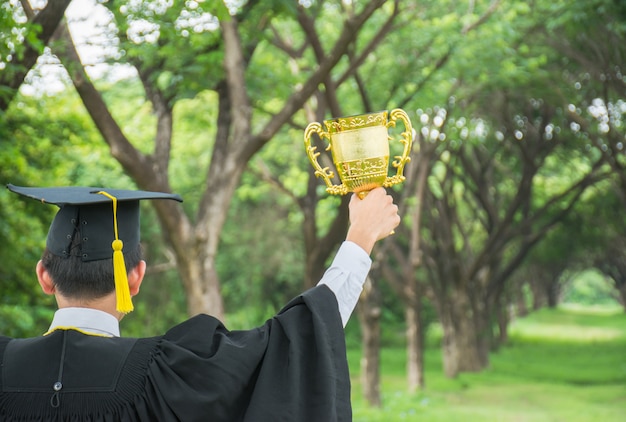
[41,233,143,301]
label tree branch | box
[0,0,72,111]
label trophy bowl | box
[304,109,413,197]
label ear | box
[36,260,56,295]
[128,260,146,296]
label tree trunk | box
[546,278,561,308]
[405,299,425,392]
[439,290,488,377]
[356,277,381,407]
[529,278,548,310]
[495,291,510,346]
[497,308,509,345]
[179,248,224,318]
[618,283,626,313]
[514,279,529,317]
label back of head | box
[40,236,142,301]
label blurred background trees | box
[1,0,624,408]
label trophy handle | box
[384,108,413,187]
[304,122,348,195]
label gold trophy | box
[304,109,413,197]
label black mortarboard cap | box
[7,184,183,313]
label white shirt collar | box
[48,307,120,337]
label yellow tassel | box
[97,191,134,314]
[113,239,133,313]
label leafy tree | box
[417,100,608,376]
[2,1,407,330]
[547,0,626,204]
[0,80,124,336]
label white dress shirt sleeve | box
[317,241,372,327]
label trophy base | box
[337,156,388,194]
[351,181,383,194]
[325,181,381,197]
[354,182,382,199]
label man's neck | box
[56,292,124,321]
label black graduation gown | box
[0,285,352,421]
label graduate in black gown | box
[0,184,400,421]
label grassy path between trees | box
[348,305,626,421]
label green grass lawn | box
[348,305,626,421]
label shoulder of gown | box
[0,285,351,422]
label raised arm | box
[318,187,400,326]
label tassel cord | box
[50,331,68,408]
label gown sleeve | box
[145,284,352,422]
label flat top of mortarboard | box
[6,184,183,205]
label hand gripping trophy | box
[304,109,413,198]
